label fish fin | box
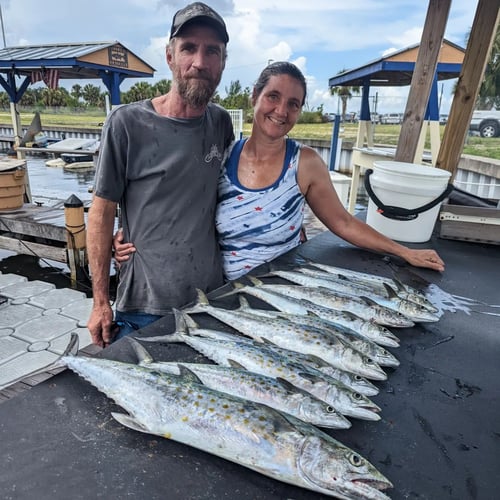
[360,296,379,307]
[182,289,210,314]
[176,309,199,330]
[176,365,204,384]
[63,331,80,357]
[227,359,247,369]
[237,296,252,311]
[260,337,278,347]
[127,337,154,365]
[111,412,151,434]
[383,282,399,299]
[275,377,309,394]
[247,276,264,287]
[390,277,407,293]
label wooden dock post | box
[64,194,87,286]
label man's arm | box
[86,195,118,347]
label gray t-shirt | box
[94,99,234,314]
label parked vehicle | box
[380,113,403,125]
[469,109,500,138]
[439,114,449,125]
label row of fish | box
[62,261,440,498]
[61,334,393,500]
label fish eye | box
[353,392,362,400]
[365,357,375,366]
[349,452,363,466]
[326,405,336,413]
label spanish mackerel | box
[225,278,407,341]
[235,297,399,368]
[304,261,437,311]
[128,338,350,429]
[270,269,439,322]
[143,315,382,420]
[62,353,392,498]
[167,313,379,397]
[184,289,387,381]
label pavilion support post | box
[395,0,451,163]
[64,194,88,287]
[10,102,32,203]
[436,0,500,180]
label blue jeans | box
[113,311,162,342]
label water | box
[0,156,96,293]
[26,156,95,206]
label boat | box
[61,152,94,163]
[44,138,98,170]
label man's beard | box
[176,71,220,109]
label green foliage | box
[297,110,325,124]
[219,80,251,112]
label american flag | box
[30,68,59,90]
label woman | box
[115,61,444,281]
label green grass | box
[2,110,498,160]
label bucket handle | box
[364,168,454,221]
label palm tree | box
[463,25,500,109]
[329,69,360,121]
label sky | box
[0,0,481,115]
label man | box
[86,2,234,347]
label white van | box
[381,113,403,124]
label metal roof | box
[329,39,464,88]
[0,41,156,80]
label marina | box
[0,1,498,496]
[0,226,498,499]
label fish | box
[169,315,380,397]
[183,289,388,381]
[235,297,399,368]
[242,276,415,328]
[304,261,438,312]
[269,269,438,323]
[62,351,392,499]
[143,312,382,421]
[127,338,351,429]
[220,278,406,344]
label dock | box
[0,271,99,402]
[0,200,90,284]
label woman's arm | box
[298,147,445,272]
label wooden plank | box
[0,235,68,261]
[436,0,500,178]
[395,0,451,163]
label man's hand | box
[87,303,118,347]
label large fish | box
[235,297,399,368]
[128,338,351,429]
[144,315,382,421]
[62,353,393,499]
[184,289,388,381]
[221,278,403,345]
[242,277,415,328]
[269,269,439,323]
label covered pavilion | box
[329,39,465,212]
[0,41,156,146]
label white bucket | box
[365,161,451,243]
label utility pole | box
[0,4,6,48]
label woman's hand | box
[400,248,445,272]
[113,228,136,266]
